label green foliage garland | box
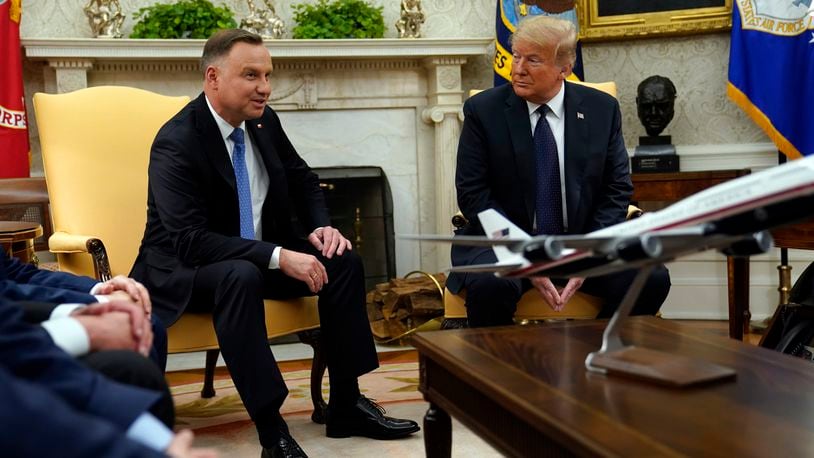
[130,0,237,39]
[292,0,385,39]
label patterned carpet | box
[166,350,500,457]
[169,350,422,430]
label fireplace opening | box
[311,166,395,290]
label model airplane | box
[410,154,814,279]
[406,155,814,387]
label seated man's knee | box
[633,265,671,316]
[223,259,264,289]
[645,266,671,302]
[464,274,522,326]
[466,274,522,301]
[320,249,364,283]
[326,248,361,268]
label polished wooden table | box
[414,318,814,457]
[0,221,43,264]
[632,170,752,339]
[772,220,814,251]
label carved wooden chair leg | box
[298,329,328,424]
[440,318,468,329]
[201,349,219,398]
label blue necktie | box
[533,105,564,235]
[229,128,255,240]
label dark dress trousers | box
[448,82,670,326]
[130,94,378,434]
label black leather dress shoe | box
[260,430,308,458]
[326,396,420,440]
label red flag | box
[0,0,30,178]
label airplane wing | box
[449,261,528,273]
[398,156,814,279]
[400,234,530,249]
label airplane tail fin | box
[478,209,531,265]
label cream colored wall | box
[20,0,495,174]
[583,34,768,149]
[20,0,494,38]
[20,1,806,320]
[21,1,767,161]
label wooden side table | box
[632,169,752,340]
[0,221,44,265]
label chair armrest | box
[627,205,643,220]
[451,211,468,229]
[48,231,112,281]
[48,231,95,253]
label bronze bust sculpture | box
[636,75,677,138]
[632,75,679,173]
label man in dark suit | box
[448,15,670,327]
[3,250,151,308]
[0,297,215,457]
[1,250,167,371]
[0,249,174,426]
[130,29,418,457]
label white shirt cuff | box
[89,282,104,295]
[41,317,91,357]
[269,246,281,269]
[49,304,85,319]
[127,413,173,452]
[94,295,109,303]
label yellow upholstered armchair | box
[33,86,327,422]
[445,81,635,328]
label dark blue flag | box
[728,1,814,158]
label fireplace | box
[314,166,395,290]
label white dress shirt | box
[204,96,283,268]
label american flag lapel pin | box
[577,112,584,120]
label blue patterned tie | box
[534,105,564,235]
[229,128,255,240]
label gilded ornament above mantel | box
[396,0,426,38]
[83,0,125,38]
[240,0,285,39]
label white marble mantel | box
[23,37,493,275]
[23,37,492,60]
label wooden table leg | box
[424,403,451,458]
[727,256,750,340]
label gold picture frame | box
[577,0,732,42]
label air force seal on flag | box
[735,0,813,36]
[729,0,814,157]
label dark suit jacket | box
[1,250,169,370]
[449,82,633,292]
[1,251,96,305]
[0,294,163,456]
[131,93,330,325]
[0,365,164,457]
